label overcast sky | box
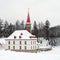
[0,0,60,27]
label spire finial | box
[28,8,29,14]
[28,8,29,12]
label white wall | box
[5,39,37,50]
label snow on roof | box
[7,30,37,39]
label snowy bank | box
[0,46,60,60]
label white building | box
[5,30,52,52]
[5,30,38,52]
[37,38,52,51]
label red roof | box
[26,10,30,24]
[30,36,37,38]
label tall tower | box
[25,9,31,32]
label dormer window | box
[19,36,21,38]
[14,36,16,39]
[21,33,23,35]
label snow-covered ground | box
[0,46,60,60]
[0,38,60,60]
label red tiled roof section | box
[30,36,37,38]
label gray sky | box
[0,0,60,27]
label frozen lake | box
[50,37,60,46]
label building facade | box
[5,30,51,52]
[5,30,38,52]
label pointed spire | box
[26,8,30,24]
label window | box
[31,46,32,49]
[8,41,10,44]
[38,46,39,49]
[25,41,27,45]
[25,46,27,50]
[14,36,16,39]
[33,42,34,44]
[20,46,21,50]
[8,46,10,49]
[35,41,36,44]
[40,40,42,44]
[19,36,21,38]
[20,41,21,44]
[13,46,15,50]
[13,41,15,44]
[31,41,32,45]
[33,46,34,49]
[21,33,23,35]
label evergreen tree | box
[8,23,15,35]
[15,20,20,30]
[32,21,38,37]
[0,18,3,37]
[38,22,45,37]
[20,20,25,30]
[3,20,9,37]
[4,20,9,29]
[45,20,50,40]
